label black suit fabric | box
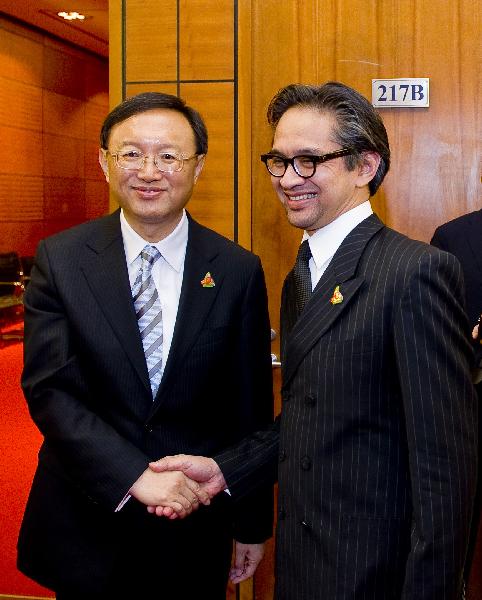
[431,208,482,364]
[18,211,274,597]
[217,214,477,599]
[431,208,482,581]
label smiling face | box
[99,108,205,241]
[270,106,379,234]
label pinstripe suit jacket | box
[18,210,274,594]
[217,214,477,599]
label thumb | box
[149,454,188,472]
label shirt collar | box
[120,209,188,272]
[303,201,373,269]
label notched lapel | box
[283,275,364,387]
[80,215,151,395]
[151,223,223,410]
[282,213,383,388]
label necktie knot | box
[141,245,160,267]
[297,239,312,263]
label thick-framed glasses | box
[260,148,353,178]
[108,150,199,173]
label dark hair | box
[267,82,390,195]
[100,92,208,155]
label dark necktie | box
[131,245,163,398]
[293,239,312,314]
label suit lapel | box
[151,217,223,410]
[282,214,384,388]
[80,211,151,394]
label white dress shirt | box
[120,209,188,381]
[303,201,373,289]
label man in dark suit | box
[431,209,482,587]
[17,92,273,599]
[150,82,478,599]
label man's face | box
[269,106,373,233]
[99,108,204,240]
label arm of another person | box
[394,248,477,598]
[21,240,209,514]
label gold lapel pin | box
[330,285,343,305]
[201,272,215,288]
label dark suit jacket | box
[18,210,274,594]
[431,208,482,367]
[217,214,477,599]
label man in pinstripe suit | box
[151,82,478,599]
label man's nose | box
[137,156,163,179]
[279,162,306,187]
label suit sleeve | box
[224,257,277,543]
[393,248,477,598]
[21,240,149,510]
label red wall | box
[0,15,109,258]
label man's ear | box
[356,151,381,187]
[193,154,206,184]
[99,149,109,182]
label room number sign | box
[372,78,429,107]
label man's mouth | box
[287,193,317,201]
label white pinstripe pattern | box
[217,215,478,599]
[132,245,163,398]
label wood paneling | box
[179,0,234,80]
[125,83,178,98]
[181,82,234,239]
[248,0,481,364]
[0,126,43,176]
[43,91,85,138]
[0,174,43,221]
[0,14,108,257]
[0,78,42,131]
[125,0,177,82]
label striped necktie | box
[293,239,313,315]
[132,245,163,398]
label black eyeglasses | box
[260,148,353,178]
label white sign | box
[372,78,429,107]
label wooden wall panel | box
[126,83,178,97]
[0,77,42,132]
[0,22,43,87]
[180,82,234,239]
[179,0,234,80]
[0,126,43,176]
[0,14,108,257]
[249,0,480,363]
[114,0,237,242]
[125,0,177,82]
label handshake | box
[129,454,226,520]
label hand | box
[129,468,210,519]
[147,454,226,518]
[229,542,265,584]
[472,315,481,340]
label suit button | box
[145,424,153,433]
[300,456,312,470]
[278,509,286,520]
[300,520,311,531]
[304,394,316,406]
[283,393,292,403]
[279,450,287,462]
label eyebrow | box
[269,147,323,156]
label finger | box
[149,454,187,472]
[186,479,210,505]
